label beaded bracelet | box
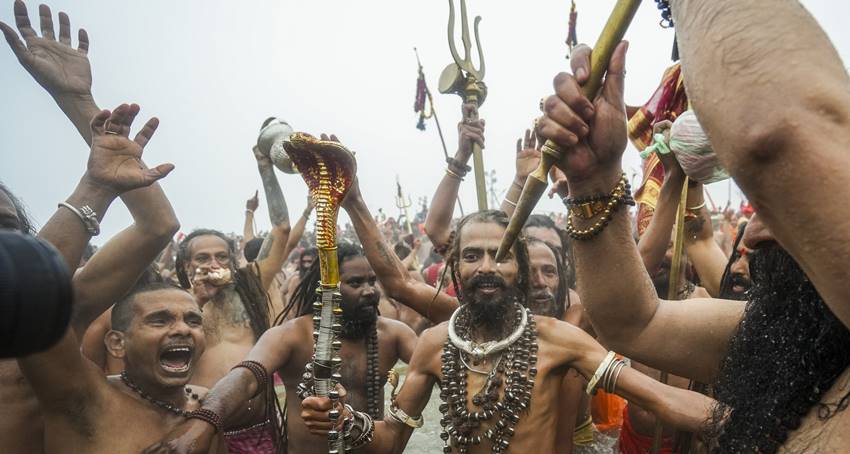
[189,408,224,433]
[566,173,635,241]
[446,157,472,174]
[232,360,268,398]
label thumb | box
[601,40,628,107]
[144,163,175,184]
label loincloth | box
[225,419,274,454]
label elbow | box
[144,215,180,243]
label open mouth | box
[159,345,193,374]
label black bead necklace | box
[439,304,538,454]
[120,371,192,417]
[365,324,383,419]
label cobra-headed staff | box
[285,133,356,454]
[496,0,642,261]
[439,0,488,211]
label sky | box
[1,0,848,242]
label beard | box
[527,288,562,319]
[461,274,524,338]
[339,297,378,340]
[708,245,850,453]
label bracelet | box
[503,198,517,207]
[566,173,635,241]
[606,360,628,394]
[58,202,100,236]
[686,201,706,211]
[345,409,375,450]
[189,408,224,433]
[586,351,616,395]
[232,360,269,398]
[388,401,424,428]
[445,168,464,181]
[446,157,472,174]
[245,209,255,215]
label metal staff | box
[439,0,488,211]
[496,0,642,261]
[286,133,356,454]
[651,176,689,454]
[415,47,465,216]
[396,177,421,269]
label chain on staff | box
[414,47,465,216]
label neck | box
[123,369,188,410]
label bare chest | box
[202,288,255,345]
[779,367,850,453]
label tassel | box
[566,0,578,58]
[671,33,679,62]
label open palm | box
[0,2,92,96]
[87,104,174,194]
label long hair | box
[276,242,365,325]
[446,210,531,305]
[525,213,575,289]
[718,221,748,300]
[526,237,568,318]
[0,182,35,235]
[175,229,270,340]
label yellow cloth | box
[573,415,595,446]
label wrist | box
[453,149,472,164]
[76,175,120,205]
[566,167,624,198]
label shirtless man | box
[147,242,418,454]
[536,2,850,448]
[1,5,181,453]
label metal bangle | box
[503,198,518,207]
[445,168,464,180]
[687,201,706,211]
[586,351,616,395]
[58,202,100,236]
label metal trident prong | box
[447,0,485,81]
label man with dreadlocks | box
[536,1,850,446]
[148,241,417,453]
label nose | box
[479,252,496,274]
[741,214,775,250]
[171,319,193,336]
[530,268,546,288]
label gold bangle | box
[445,168,464,180]
[503,198,518,207]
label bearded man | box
[535,3,850,447]
[147,242,417,454]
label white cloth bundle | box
[641,110,730,184]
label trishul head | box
[283,133,357,285]
[439,0,487,105]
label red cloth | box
[224,420,274,454]
[618,404,676,454]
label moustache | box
[730,273,751,289]
[467,274,507,292]
[530,289,555,302]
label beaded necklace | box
[439,303,538,453]
[120,371,192,418]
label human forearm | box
[54,92,99,145]
[257,162,289,229]
[637,169,685,275]
[243,210,255,245]
[614,367,713,434]
[284,207,311,259]
[424,171,464,248]
[684,205,727,297]
[500,176,524,217]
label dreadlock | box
[276,242,365,326]
[445,210,531,305]
[175,229,271,340]
[524,213,575,289]
[718,221,749,300]
[526,237,569,318]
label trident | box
[439,0,488,211]
[396,177,421,269]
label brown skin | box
[17,289,226,454]
[144,256,418,454]
[539,27,850,449]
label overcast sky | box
[2,0,848,242]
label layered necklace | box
[120,371,191,417]
[439,302,538,453]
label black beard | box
[339,301,378,340]
[461,274,524,339]
[527,289,562,319]
[708,245,850,453]
[719,272,751,301]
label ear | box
[105,330,127,359]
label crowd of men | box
[3,0,850,453]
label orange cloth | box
[618,404,676,454]
[591,389,627,432]
[627,63,689,237]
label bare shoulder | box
[536,315,591,356]
[415,322,449,356]
[378,316,417,338]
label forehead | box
[133,289,200,318]
[524,226,561,249]
[459,221,506,250]
[189,235,230,255]
[528,242,557,266]
[340,256,373,276]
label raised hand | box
[537,41,629,190]
[457,103,485,160]
[515,128,541,181]
[246,190,260,212]
[0,1,91,98]
[86,104,174,194]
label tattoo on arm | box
[258,164,290,227]
[376,240,397,268]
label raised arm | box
[537,43,743,382]
[283,196,314,260]
[344,180,458,324]
[636,150,686,276]
[253,145,291,290]
[424,103,483,250]
[242,191,259,248]
[672,0,850,327]
[501,129,541,217]
[682,188,728,298]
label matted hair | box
[445,210,531,304]
[526,237,569,318]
